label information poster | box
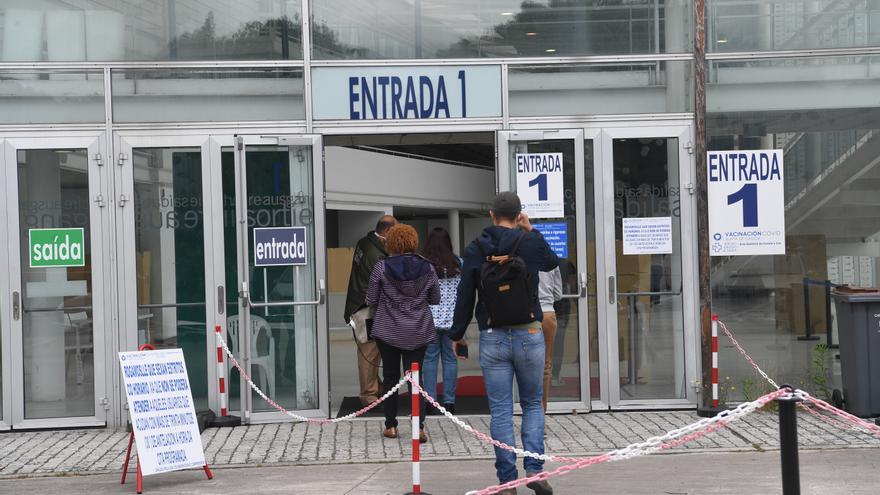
[622,217,673,255]
[532,222,569,259]
[708,150,786,256]
[119,349,206,476]
[516,152,564,219]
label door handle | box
[246,279,326,309]
[579,272,587,298]
[217,286,225,315]
[12,291,21,320]
[608,276,616,304]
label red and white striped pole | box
[711,315,719,409]
[404,362,430,495]
[215,325,228,417]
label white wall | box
[325,146,494,210]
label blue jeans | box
[422,329,458,404]
[480,327,546,483]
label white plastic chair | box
[227,315,276,399]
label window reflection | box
[312,0,693,59]
[0,1,303,61]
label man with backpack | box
[450,192,559,495]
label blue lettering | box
[348,77,359,120]
[361,76,377,120]
[435,76,449,118]
[377,76,390,119]
[419,76,434,119]
[391,77,403,119]
[404,76,418,118]
[708,153,718,182]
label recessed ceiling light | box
[526,32,537,36]
[501,12,514,16]
[545,48,556,53]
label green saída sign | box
[29,228,85,268]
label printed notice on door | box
[516,152,564,219]
[119,349,205,476]
[622,217,673,255]
[707,150,786,256]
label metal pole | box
[778,394,801,495]
[798,278,818,341]
[824,280,837,348]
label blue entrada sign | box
[253,227,308,266]
[532,222,568,259]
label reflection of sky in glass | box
[312,0,678,59]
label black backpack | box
[478,232,535,327]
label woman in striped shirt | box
[366,223,440,442]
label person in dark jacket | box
[451,192,558,495]
[366,223,440,442]
[344,215,396,406]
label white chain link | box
[218,333,409,423]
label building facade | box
[0,0,878,429]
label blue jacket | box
[450,225,559,341]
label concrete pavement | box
[0,449,877,494]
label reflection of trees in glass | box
[438,0,659,58]
[174,13,357,59]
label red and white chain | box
[217,334,409,423]
[717,320,780,390]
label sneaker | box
[382,427,398,439]
[443,402,456,414]
[419,429,428,443]
[525,472,553,495]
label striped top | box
[366,254,440,350]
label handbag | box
[349,305,376,344]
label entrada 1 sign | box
[349,72,465,120]
[253,227,308,266]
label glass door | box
[599,125,699,409]
[116,134,221,414]
[3,135,108,428]
[497,129,593,412]
[226,135,328,423]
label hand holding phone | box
[453,339,468,359]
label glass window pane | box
[0,2,303,61]
[17,149,95,419]
[507,138,585,403]
[709,55,880,114]
[509,61,693,117]
[0,71,104,124]
[312,0,693,59]
[709,66,880,403]
[709,0,880,52]
[613,137,686,400]
[112,69,305,123]
[223,145,319,412]
[133,147,209,410]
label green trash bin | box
[831,290,880,418]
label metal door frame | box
[228,133,329,423]
[0,137,10,430]
[114,132,223,425]
[598,123,699,410]
[3,132,109,429]
[496,128,592,413]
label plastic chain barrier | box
[217,333,409,423]
[464,388,792,495]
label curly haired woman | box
[366,223,440,442]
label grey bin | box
[831,291,880,418]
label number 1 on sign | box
[529,173,548,201]
[727,183,758,227]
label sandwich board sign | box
[707,150,786,256]
[119,349,206,475]
[516,152,565,219]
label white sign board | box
[311,65,502,120]
[708,150,786,256]
[119,349,206,476]
[623,217,673,255]
[516,152,564,219]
